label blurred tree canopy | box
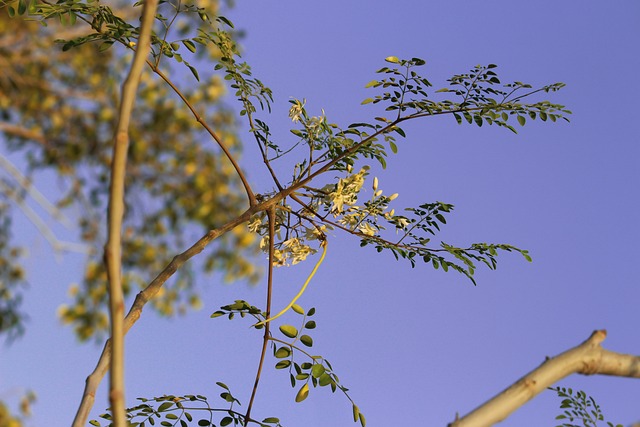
[0,0,259,342]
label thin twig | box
[147,62,257,207]
[244,206,276,425]
[0,153,73,228]
[0,181,92,255]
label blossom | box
[248,216,263,233]
[327,167,368,215]
[289,99,306,122]
[358,222,377,236]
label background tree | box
[0,0,258,342]
[1,0,640,427]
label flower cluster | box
[324,167,369,215]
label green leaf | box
[98,41,114,52]
[210,311,224,318]
[311,364,325,378]
[359,412,366,427]
[393,127,406,138]
[291,304,304,315]
[318,373,332,386]
[157,402,173,412]
[216,381,230,390]
[274,347,291,358]
[389,140,398,154]
[517,115,526,126]
[216,15,234,28]
[187,64,200,81]
[300,334,313,347]
[182,40,197,53]
[220,417,233,426]
[364,80,379,88]
[304,320,316,329]
[279,324,298,338]
[275,360,291,369]
[385,56,400,64]
[295,383,309,402]
[262,417,280,424]
[361,98,374,105]
[352,404,360,422]
[17,0,26,15]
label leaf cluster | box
[91,385,282,427]
[551,386,622,427]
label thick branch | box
[450,330,640,427]
[103,0,158,425]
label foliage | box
[91,385,283,427]
[0,0,258,342]
[1,0,572,425]
[0,203,26,338]
[551,387,622,427]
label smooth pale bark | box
[450,330,640,427]
[103,0,158,425]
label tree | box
[0,0,257,342]
[1,1,638,426]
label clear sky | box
[1,1,639,426]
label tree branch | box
[148,63,257,207]
[450,330,640,427]
[244,206,276,425]
[72,205,260,426]
[103,0,158,424]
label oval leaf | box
[279,325,298,338]
[274,347,291,358]
[295,383,309,403]
[311,364,325,378]
[300,334,313,347]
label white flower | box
[304,225,327,241]
[289,99,306,123]
[248,216,262,233]
[282,238,317,265]
[359,222,377,236]
[327,168,368,215]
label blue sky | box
[1,1,639,426]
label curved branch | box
[450,330,640,427]
[148,63,257,207]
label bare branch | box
[450,330,640,427]
[244,206,276,425]
[103,0,159,424]
[148,63,257,207]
